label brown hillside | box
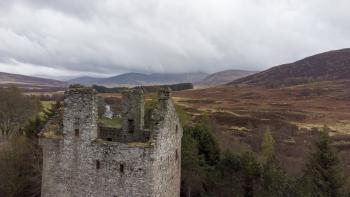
[0,72,67,88]
[230,48,350,86]
[198,69,257,86]
[173,80,350,175]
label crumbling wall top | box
[66,84,96,94]
[121,87,144,98]
[158,88,170,100]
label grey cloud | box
[0,0,350,79]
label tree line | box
[0,87,61,197]
[92,83,193,93]
[178,108,349,197]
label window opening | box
[74,129,79,137]
[96,160,100,170]
[128,119,135,133]
[120,164,124,173]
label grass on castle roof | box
[99,117,122,128]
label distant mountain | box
[0,72,67,87]
[68,76,103,85]
[229,48,350,87]
[198,70,257,86]
[93,83,193,93]
[69,72,208,87]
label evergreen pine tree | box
[260,128,295,197]
[261,158,297,197]
[261,127,275,162]
[240,152,261,197]
[302,130,346,197]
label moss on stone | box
[98,117,122,128]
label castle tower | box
[121,88,145,142]
[158,87,171,108]
[39,85,182,197]
[63,85,98,140]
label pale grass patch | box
[295,121,350,134]
[227,126,249,132]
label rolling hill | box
[68,76,103,86]
[229,48,350,86]
[0,72,67,87]
[198,69,257,86]
[69,72,208,87]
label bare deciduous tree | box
[0,136,42,197]
[0,87,41,138]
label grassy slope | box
[173,80,350,175]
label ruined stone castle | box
[39,85,182,197]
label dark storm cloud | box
[0,0,350,79]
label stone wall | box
[40,85,182,197]
[122,88,145,142]
[151,89,182,197]
[41,138,157,197]
[98,127,123,142]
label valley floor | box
[173,80,350,175]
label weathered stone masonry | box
[39,85,182,197]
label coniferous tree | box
[261,158,298,197]
[211,151,242,196]
[302,130,346,197]
[181,127,206,197]
[260,128,292,197]
[261,127,275,162]
[240,152,261,197]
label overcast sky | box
[0,0,350,80]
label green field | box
[99,117,122,128]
